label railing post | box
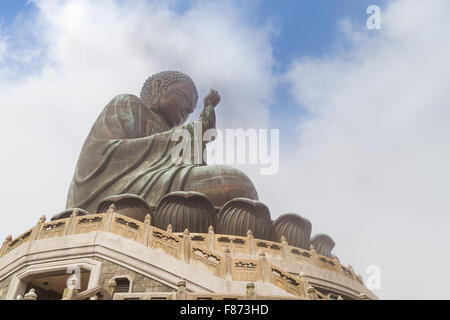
[359,293,369,300]
[64,209,78,236]
[176,280,187,300]
[181,229,190,263]
[307,286,316,300]
[0,235,12,257]
[280,236,290,261]
[246,282,256,300]
[257,252,270,283]
[142,214,151,246]
[102,204,115,232]
[31,215,46,241]
[22,288,37,301]
[247,229,255,256]
[107,279,117,297]
[62,274,80,300]
[207,226,215,251]
[223,248,232,280]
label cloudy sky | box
[1,0,449,299]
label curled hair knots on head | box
[140,71,199,109]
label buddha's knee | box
[184,165,258,207]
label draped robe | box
[66,94,215,213]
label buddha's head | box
[140,71,198,128]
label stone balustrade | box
[0,206,366,299]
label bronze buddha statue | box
[55,71,327,251]
[65,71,258,215]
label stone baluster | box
[64,209,78,236]
[307,285,316,300]
[246,282,257,300]
[337,295,344,300]
[142,214,152,246]
[31,215,46,241]
[298,271,310,298]
[181,229,190,263]
[167,224,173,235]
[207,225,215,251]
[246,229,255,256]
[280,236,290,261]
[176,280,187,300]
[347,265,357,280]
[107,279,117,297]
[23,288,37,301]
[0,235,12,256]
[223,248,232,280]
[102,204,116,232]
[257,252,270,283]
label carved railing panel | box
[232,258,258,282]
[72,214,104,234]
[214,234,248,255]
[152,230,180,258]
[38,221,66,240]
[190,245,222,276]
[110,214,143,242]
[269,264,305,297]
[5,228,33,254]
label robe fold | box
[66,94,215,213]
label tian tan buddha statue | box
[53,70,334,255]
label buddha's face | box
[158,81,196,127]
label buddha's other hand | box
[204,89,221,108]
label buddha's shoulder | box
[108,94,146,106]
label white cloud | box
[0,0,275,237]
[262,0,450,299]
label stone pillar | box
[0,235,12,256]
[176,280,187,300]
[280,236,290,261]
[307,286,316,300]
[246,283,257,300]
[207,226,215,251]
[142,214,152,246]
[181,229,190,263]
[246,229,255,256]
[23,288,37,301]
[64,209,78,236]
[257,252,270,283]
[102,204,115,232]
[31,215,46,241]
[107,279,117,297]
[223,248,232,280]
[62,274,80,300]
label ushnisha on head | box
[140,71,199,127]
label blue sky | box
[0,0,386,143]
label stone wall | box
[92,257,175,293]
[0,273,13,300]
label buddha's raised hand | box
[203,89,221,108]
